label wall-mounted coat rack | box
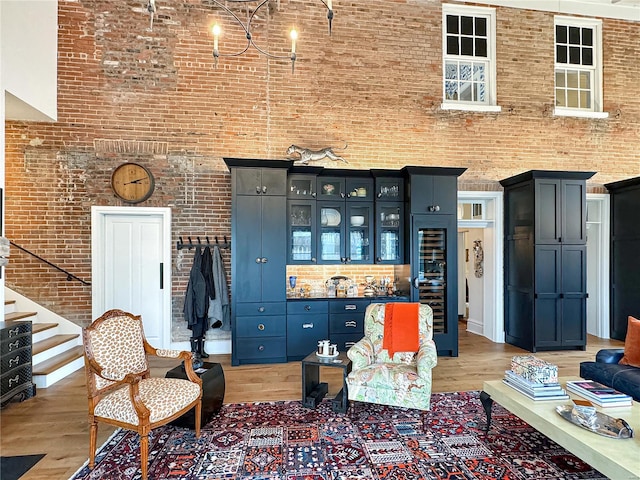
[176,236,230,251]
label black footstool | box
[165,361,225,429]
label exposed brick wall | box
[4,1,639,338]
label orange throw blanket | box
[383,302,420,357]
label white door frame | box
[586,193,610,339]
[91,206,172,348]
[458,191,504,343]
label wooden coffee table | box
[482,377,640,480]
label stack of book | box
[502,369,570,401]
[565,380,633,408]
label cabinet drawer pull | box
[255,257,262,263]
[9,355,20,368]
[344,305,357,310]
[9,375,19,387]
[8,340,19,351]
[262,186,268,194]
[256,186,261,194]
[261,257,268,263]
[258,306,265,312]
[8,327,20,337]
[257,323,265,330]
[303,323,314,329]
[258,344,265,351]
[345,321,357,328]
[304,304,311,311]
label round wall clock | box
[111,162,155,204]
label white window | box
[441,4,499,112]
[554,17,607,118]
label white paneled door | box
[92,207,172,348]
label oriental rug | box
[69,391,607,480]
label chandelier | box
[146,0,335,73]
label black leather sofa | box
[579,349,640,402]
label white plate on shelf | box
[322,209,341,226]
[316,351,339,358]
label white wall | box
[1,1,58,313]
[2,0,58,121]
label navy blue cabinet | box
[605,176,640,341]
[329,299,370,351]
[405,167,466,357]
[287,300,329,360]
[226,159,289,365]
[405,167,460,215]
[501,170,594,352]
[534,178,588,244]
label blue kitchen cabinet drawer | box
[329,299,370,314]
[287,300,329,315]
[234,337,287,361]
[235,315,286,338]
[235,302,286,317]
[287,314,329,359]
[329,312,365,335]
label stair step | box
[32,333,80,356]
[33,323,59,335]
[33,345,84,376]
[5,311,37,321]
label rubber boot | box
[190,338,203,369]
[198,337,209,359]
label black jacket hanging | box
[184,246,208,328]
[201,246,216,301]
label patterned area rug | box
[69,391,607,479]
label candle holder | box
[205,0,334,71]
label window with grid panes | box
[555,17,602,112]
[442,5,496,107]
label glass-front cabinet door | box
[345,177,374,201]
[416,227,447,330]
[376,203,403,263]
[288,174,317,199]
[317,177,346,200]
[374,176,404,201]
[288,200,317,264]
[346,203,373,263]
[411,215,458,356]
[318,202,345,264]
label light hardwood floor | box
[0,326,623,480]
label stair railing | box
[9,241,91,286]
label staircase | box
[4,290,84,388]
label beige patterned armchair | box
[346,302,437,410]
[82,309,202,480]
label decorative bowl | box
[350,215,365,226]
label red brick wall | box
[4,1,639,332]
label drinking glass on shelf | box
[289,276,297,296]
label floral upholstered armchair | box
[82,309,203,480]
[346,302,437,410]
